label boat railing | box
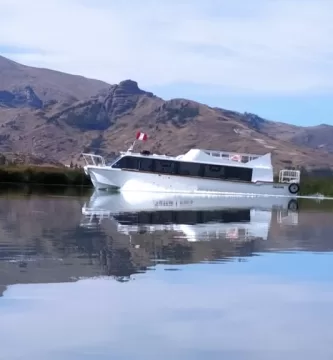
[202,149,261,163]
[82,153,106,167]
[277,210,299,226]
[80,208,113,227]
[278,169,301,184]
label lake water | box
[1,189,333,360]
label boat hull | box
[85,166,300,196]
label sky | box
[0,0,333,126]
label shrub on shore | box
[300,177,333,197]
[0,165,92,186]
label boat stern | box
[279,169,301,195]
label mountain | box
[0,55,110,104]
[239,113,333,154]
[1,55,333,170]
[276,124,333,154]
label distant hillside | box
[242,114,333,154]
[1,55,333,170]
[0,55,110,104]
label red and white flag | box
[226,228,239,240]
[136,132,148,141]
[230,154,242,162]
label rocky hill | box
[238,113,333,154]
[1,55,333,170]
[0,55,110,104]
[279,124,333,154]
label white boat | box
[80,192,299,242]
[82,133,301,196]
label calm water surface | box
[1,189,333,360]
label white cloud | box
[1,274,333,359]
[0,0,333,94]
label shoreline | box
[0,165,332,196]
[0,165,91,187]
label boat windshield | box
[107,155,121,167]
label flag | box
[226,228,239,240]
[230,154,241,162]
[136,132,148,141]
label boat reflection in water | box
[81,191,299,243]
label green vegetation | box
[298,198,333,211]
[0,183,92,197]
[300,176,333,197]
[273,171,333,197]
[0,165,92,187]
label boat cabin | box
[110,148,274,183]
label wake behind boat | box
[82,132,301,196]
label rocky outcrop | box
[24,86,43,108]
[45,80,155,131]
[102,79,154,118]
[0,86,43,109]
[0,91,14,106]
[242,112,266,132]
[155,99,200,127]
[47,99,109,130]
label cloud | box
[1,273,333,359]
[0,0,333,95]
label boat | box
[82,132,301,196]
[80,191,299,242]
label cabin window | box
[225,166,252,182]
[200,163,252,182]
[129,212,175,225]
[203,164,226,179]
[176,211,200,224]
[154,159,177,174]
[178,161,202,177]
[111,157,124,169]
[113,213,138,224]
[112,156,252,182]
[139,158,154,172]
[114,210,251,226]
[112,156,139,170]
[203,210,250,223]
[151,211,176,224]
[126,157,140,170]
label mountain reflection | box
[1,190,333,293]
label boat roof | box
[119,148,272,169]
